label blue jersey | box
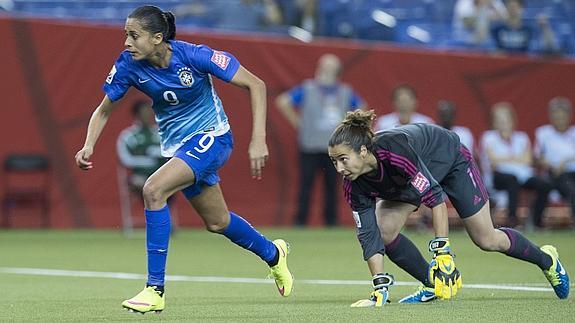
[103,40,240,156]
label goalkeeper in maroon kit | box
[328,110,569,307]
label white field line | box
[0,267,569,293]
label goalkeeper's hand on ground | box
[350,273,394,308]
[428,238,462,300]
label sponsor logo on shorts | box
[473,195,482,205]
[185,151,200,160]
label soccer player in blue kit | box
[328,110,569,307]
[74,5,292,313]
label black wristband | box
[372,273,394,290]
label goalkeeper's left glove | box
[350,273,394,308]
[428,238,462,300]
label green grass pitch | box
[1,228,573,322]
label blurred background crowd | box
[1,0,574,57]
[1,0,574,232]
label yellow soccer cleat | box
[269,239,294,297]
[541,245,570,299]
[122,286,165,314]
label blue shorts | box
[174,131,233,199]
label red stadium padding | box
[1,17,574,228]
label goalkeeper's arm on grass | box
[428,202,462,299]
[349,204,395,308]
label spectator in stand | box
[437,100,475,155]
[276,53,365,226]
[534,97,575,227]
[375,84,434,131]
[490,0,559,54]
[452,0,507,47]
[175,0,283,32]
[480,102,552,229]
[296,0,316,34]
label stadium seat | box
[1,154,50,228]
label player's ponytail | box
[163,11,176,40]
[129,5,176,42]
[329,109,376,153]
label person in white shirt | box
[480,102,552,228]
[437,100,475,155]
[452,0,507,46]
[534,97,575,224]
[375,84,434,131]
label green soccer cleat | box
[541,245,570,299]
[122,286,165,314]
[269,239,294,297]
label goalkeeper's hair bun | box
[341,109,376,129]
[329,109,376,153]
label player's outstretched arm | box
[75,95,116,170]
[230,65,269,180]
[426,202,462,299]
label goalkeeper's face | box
[328,144,371,181]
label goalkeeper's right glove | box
[428,238,462,300]
[350,273,394,308]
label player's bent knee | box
[142,181,168,208]
[379,219,402,244]
[473,236,499,252]
[205,218,229,233]
[381,231,399,245]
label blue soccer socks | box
[222,212,278,265]
[145,204,171,287]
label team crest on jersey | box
[411,172,430,193]
[177,66,194,87]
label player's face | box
[329,144,368,181]
[124,18,162,60]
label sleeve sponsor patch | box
[210,51,231,70]
[411,172,430,193]
[105,65,117,84]
[352,211,362,228]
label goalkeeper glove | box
[428,237,462,300]
[350,273,394,308]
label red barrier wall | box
[1,17,574,228]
